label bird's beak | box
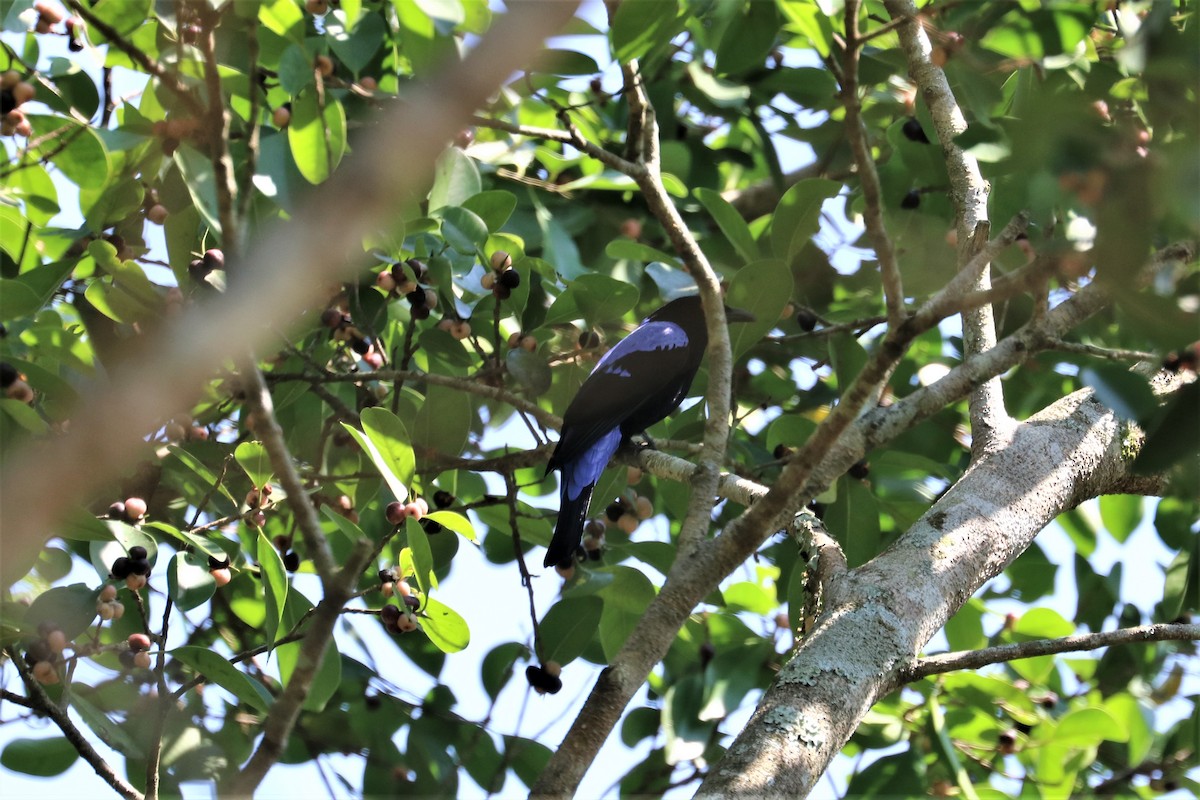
[723,305,756,324]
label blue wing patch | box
[566,427,622,500]
[594,322,690,377]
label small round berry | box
[46,629,68,653]
[450,321,471,340]
[110,556,132,579]
[210,567,231,586]
[626,466,642,484]
[203,248,224,272]
[402,593,420,609]
[111,602,125,620]
[634,496,653,520]
[618,513,639,534]
[437,318,455,333]
[555,562,575,580]
[380,604,401,633]
[520,335,537,352]
[403,501,424,521]
[125,574,147,591]
[376,271,397,292]
[454,128,474,148]
[480,272,496,290]
[406,289,426,308]
[127,633,151,652]
[5,378,34,403]
[272,105,291,128]
[124,498,148,520]
[405,258,429,282]
[13,81,35,106]
[320,308,343,329]
[99,584,118,602]
[605,500,625,523]
[147,204,169,225]
[118,650,136,669]
[133,651,152,669]
[901,117,929,143]
[32,660,58,685]
[795,308,818,332]
[493,285,512,300]
[432,490,455,508]
[543,660,562,678]
[381,581,395,597]
[847,460,870,480]
[305,0,329,14]
[619,218,642,239]
[315,55,334,77]
[395,610,419,633]
[13,117,32,137]
[97,602,115,621]
[108,501,127,520]
[128,546,147,560]
[499,270,521,289]
[360,76,378,92]
[0,71,19,90]
[283,551,300,572]
[396,579,413,598]
[385,501,405,525]
[578,330,601,349]
[900,189,921,209]
[423,289,438,310]
[490,251,512,271]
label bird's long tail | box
[545,480,594,568]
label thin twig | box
[898,623,1200,683]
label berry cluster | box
[108,496,148,523]
[272,534,301,572]
[1,361,34,404]
[120,633,153,670]
[0,70,35,139]
[110,546,152,591]
[480,251,520,299]
[380,602,419,634]
[188,248,225,285]
[95,583,125,621]
[25,621,69,685]
[384,497,428,525]
[142,185,169,226]
[525,661,562,695]
[320,306,383,368]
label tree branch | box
[842,0,906,330]
[884,0,1009,455]
[0,0,584,585]
[7,647,143,800]
[900,623,1200,682]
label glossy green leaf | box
[425,510,477,542]
[173,645,274,713]
[287,89,347,185]
[167,551,217,611]
[406,517,437,594]
[481,642,529,700]
[540,596,603,665]
[543,274,639,326]
[611,0,681,63]
[235,441,274,489]
[1098,494,1142,543]
[439,205,489,255]
[725,258,792,362]
[771,178,841,262]
[428,147,481,212]
[257,530,289,649]
[597,567,656,660]
[345,407,415,502]
[695,187,759,263]
[413,383,472,461]
[1,737,78,777]
[421,595,470,653]
[461,190,517,231]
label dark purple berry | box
[499,270,521,289]
[283,551,300,572]
[902,117,929,143]
[900,190,921,209]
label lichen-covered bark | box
[696,389,1147,797]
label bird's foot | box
[619,433,657,458]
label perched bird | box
[544,295,753,568]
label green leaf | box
[722,581,777,615]
[88,523,158,584]
[543,274,639,326]
[1081,365,1157,422]
[771,178,842,262]
[1013,607,1075,639]
[686,60,750,108]
[506,347,552,396]
[345,407,415,502]
[425,510,476,542]
[259,0,306,42]
[826,476,881,568]
[536,49,601,75]
[439,205,490,254]
[421,595,470,653]
[412,383,472,461]
[663,673,715,764]
[428,147,481,212]
[173,646,274,713]
[71,692,145,759]
[287,89,347,184]
[481,642,529,700]
[326,10,387,74]
[167,552,217,612]
[605,238,679,265]
[1,737,78,777]
[405,517,437,594]
[321,505,370,544]
[725,258,792,362]
[695,187,759,263]
[461,190,516,231]
[540,596,603,665]
[167,445,240,510]
[257,530,289,650]
[1098,494,1142,543]
[23,584,100,642]
[597,567,656,660]
[1050,707,1128,747]
[235,441,274,488]
[611,0,681,63]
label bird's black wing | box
[549,320,696,470]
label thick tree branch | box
[900,623,1200,682]
[0,0,583,585]
[885,0,1009,455]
